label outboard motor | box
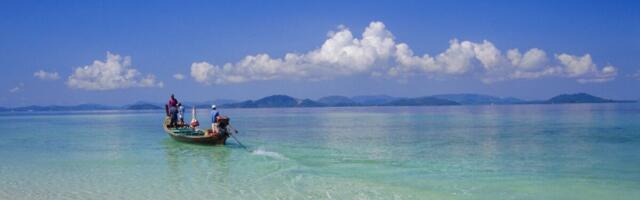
[217,116,230,129]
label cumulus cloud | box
[576,65,617,83]
[390,39,505,77]
[173,73,185,80]
[506,48,547,69]
[67,52,163,90]
[556,54,596,77]
[191,22,396,84]
[33,70,60,80]
[190,21,618,84]
[190,62,217,84]
[554,54,617,83]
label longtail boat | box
[163,107,230,145]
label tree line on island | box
[0,93,636,112]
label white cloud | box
[391,39,503,76]
[554,54,617,83]
[577,65,617,83]
[556,53,596,77]
[191,22,398,84]
[507,48,547,69]
[67,52,163,90]
[9,83,24,93]
[173,73,185,80]
[472,40,503,70]
[509,67,562,79]
[33,70,60,80]
[190,21,618,84]
[190,62,218,84]
[391,43,438,76]
[9,87,20,93]
[433,40,477,74]
[307,22,395,71]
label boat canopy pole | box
[191,106,196,120]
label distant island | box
[0,93,635,112]
[223,95,323,108]
[124,103,163,110]
[216,93,634,108]
[546,93,635,104]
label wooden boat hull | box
[163,117,228,145]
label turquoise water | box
[1,104,639,199]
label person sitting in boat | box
[210,104,219,133]
[167,94,179,128]
[177,103,185,126]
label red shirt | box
[168,97,177,107]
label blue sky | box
[1,0,639,106]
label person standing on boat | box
[210,104,219,133]
[177,103,185,126]
[167,94,178,128]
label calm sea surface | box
[1,104,639,199]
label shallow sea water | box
[1,104,639,199]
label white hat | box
[211,105,216,109]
